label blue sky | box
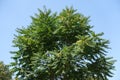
[0,0,119,80]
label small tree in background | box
[11,7,115,80]
[0,61,12,80]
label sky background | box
[0,0,119,80]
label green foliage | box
[11,7,115,80]
[0,61,12,80]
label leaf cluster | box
[0,61,12,80]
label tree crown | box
[11,7,115,80]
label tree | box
[0,61,12,80]
[11,7,115,80]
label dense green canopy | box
[11,7,115,80]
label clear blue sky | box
[0,0,119,80]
